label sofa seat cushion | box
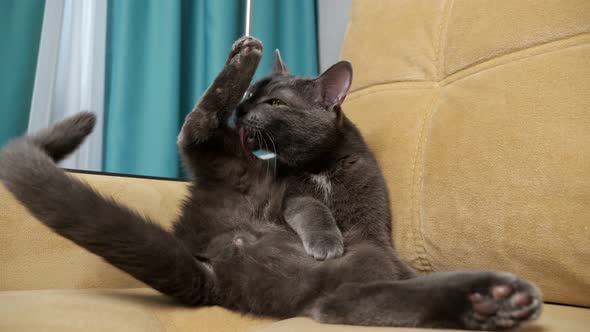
[0,288,272,332]
[1,288,588,332]
[253,305,590,332]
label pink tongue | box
[239,128,253,160]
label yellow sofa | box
[1,0,589,331]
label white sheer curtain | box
[28,0,107,171]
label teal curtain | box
[104,0,318,178]
[0,0,45,146]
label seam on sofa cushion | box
[435,0,454,80]
[409,93,440,273]
[347,82,439,102]
[347,32,590,96]
[441,33,590,86]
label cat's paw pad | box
[465,273,542,330]
[228,36,262,67]
[304,233,344,261]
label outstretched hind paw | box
[463,273,542,330]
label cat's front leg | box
[284,196,344,260]
[178,36,262,149]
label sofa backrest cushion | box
[341,0,590,307]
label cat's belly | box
[208,228,310,269]
[206,228,321,315]
[204,227,401,317]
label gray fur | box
[0,37,542,330]
[309,173,332,201]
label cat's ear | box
[315,61,353,108]
[272,49,289,74]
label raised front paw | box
[227,36,262,69]
[177,108,219,147]
[463,272,542,330]
[303,232,344,261]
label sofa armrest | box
[0,171,189,291]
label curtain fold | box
[251,0,319,79]
[105,1,184,178]
[104,0,318,178]
[0,0,45,146]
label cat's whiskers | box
[253,129,269,177]
[259,130,272,178]
[262,130,278,177]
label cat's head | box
[235,50,353,168]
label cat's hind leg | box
[306,271,542,330]
[0,114,218,305]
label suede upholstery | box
[0,173,183,291]
[1,0,589,331]
[341,0,590,308]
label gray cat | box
[0,36,542,330]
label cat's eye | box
[267,99,285,107]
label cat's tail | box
[0,112,218,305]
[28,111,97,162]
